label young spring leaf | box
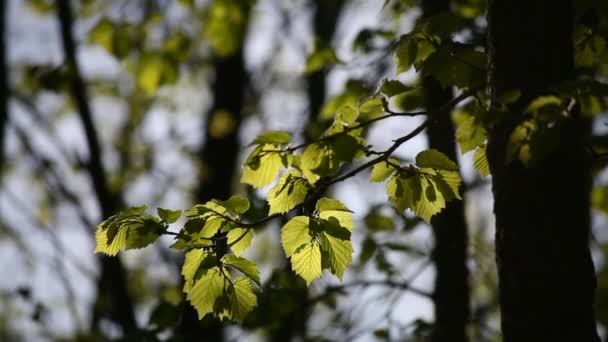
[182,250,216,293]
[474,144,490,176]
[223,255,261,286]
[218,195,250,214]
[227,277,257,321]
[95,224,128,256]
[415,149,459,171]
[386,173,422,213]
[370,158,399,182]
[267,170,310,215]
[317,198,354,231]
[227,228,253,257]
[319,231,353,280]
[281,216,312,257]
[291,242,323,285]
[251,131,292,145]
[453,112,486,153]
[158,208,182,224]
[241,145,284,188]
[186,267,225,319]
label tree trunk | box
[175,38,247,342]
[55,0,137,335]
[418,1,470,341]
[0,0,7,169]
[486,1,600,340]
[270,2,344,341]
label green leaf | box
[222,255,260,286]
[358,96,385,120]
[95,224,128,256]
[395,35,419,73]
[158,208,182,224]
[453,112,486,153]
[359,237,376,265]
[380,79,410,97]
[305,46,341,74]
[186,267,225,319]
[199,217,224,239]
[386,173,422,212]
[267,171,310,215]
[364,210,395,231]
[318,207,354,231]
[251,131,292,145]
[370,158,398,182]
[300,142,338,183]
[415,149,459,171]
[219,195,250,213]
[320,232,353,279]
[227,228,253,257]
[125,216,163,250]
[241,145,284,188]
[316,198,352,213]
[291,242,323,285]
[474,144,490,176]
[415,176,446,223]
[525,95,562,112]
[182,250,216,293]
[227,277,257,321]
[281,216,312,257]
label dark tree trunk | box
[486,1,599,340]
[55,0,137,335]
[419,2,470,341]
[175,40,247,342]
[270,2,344,341]
[0,0,7,169]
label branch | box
[284,85,478,153]
[56,0,116,218]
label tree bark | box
[0,0,7,170]
[418,2,470,341]
[175,34,248,342]
[55,0,137,335]
[269,2,344,341]
[486,1,599,340]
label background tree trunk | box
[55,0,137,335]
[175,34,248,342]
[486,1,600,340]
[269,1,344,341]
[420,1,470,341]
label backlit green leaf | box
[291,242,323,285]
[415,149,459,171]
[158,208,182,224]
[453,112,486,153]
[386,173,422,212]
[380,79,410,97]
[186,267,225,319]
[227,228,253,257]
[281,216,312,257]
[251,131,292,145]
[320,232,353,279]
[182,250,216,293]
[370,158,399,182]
[223,255,260,286]
[218,195,250,213]
[241,145,284,188]
[95,224,128,256]
[267,171,310,214]
[227,277,257,321]
[474,144,490,176]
